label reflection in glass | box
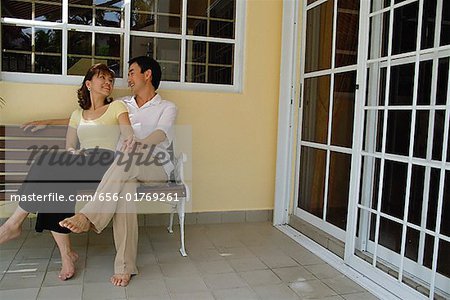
[426,168,440,231]
[210,0,235,19]
[210,20,234,39]
[437,239,450,277]
[389,63,414,105]
[69,7,93,25]
[413,111,429,158]
[440,172,450,237]
[35,3,62,22]
[187,18,207,36]
[436,58,449,105]
[187,0,208,18]
[2,26,32,51]
[417,60,433,105]
[369,13,389,59]
[375,217,403,253]
[1,53,32,72]
[302,76,331,144]
[386,110,411,156]
[208,43,233,65]
[371,0,390,13]
[186,0,235,38]
[432,110,445,161]
[130,36,180,82]
[441,0,450,46]
[157,15,181,34]
[305,1,333,72]
[408,165,425,226]
[35,29,62,53]
[131,13,155,31]
[326,152,351,230]
[381,160,407,219]
[392,2,419,55]
[95,33,121,57]
[95,10,122,27]
[363,109,384,153]
[158,0,181,14]
[331,71,356,148]
[1,1,32,19]
[405,227,420,261]
[68,31,92,55]
[421,0,437,50]
[298,146,327,219]
[35,55,62,74]
[335,1,359,67]
[95,0,123,8]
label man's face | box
[127,62,148,94]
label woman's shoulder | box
[109,99,128,111]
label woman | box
[0,64,132,280]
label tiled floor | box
[0,222,379,300]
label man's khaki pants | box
[80,152,167,274]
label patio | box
[0,221,378,300]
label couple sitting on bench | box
[0,56,177,287]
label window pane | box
[35,55,62,74]
[302,75,331,144]
[35,3,62,22]
[187,18,207,36]
[95,33,121,57]
[69,7,93,25]
[436,57,449,105]
[389,63,414,106]
[157,15,181,34]
[335,1,359,67]
[210,0,235,20]
[413,110,429,158]
[381,160,407,219]
[363,109,384,153]
[421,0,437,50]
[130,36,180,82]
[392,2,419,55]
[326,152,351,230]
[371,0,390,12]
[386,110,411,156]
[157,0,181,14]
[1,1,32,19]
[95,0,123,9]
[2,25,32,51]
[2,53,32,72]
[417,60,433,105]
[68,31,92,55]
[331,71,356,148]
[210,20,234,39]
[68,57,93,75]
[432,110,445,161]
[408,165,425,226]
[187,0,208,18]
[131,13,155,31]
[369,12,389,59]
[305,0,334,72]
[35,29,62,53]
[426,168,440,231]
[440,0,450,46]
[187,0,235,38]
[95,9,122,27]
[438,239,450,277]
[440,171,450,237]
[298,146,327,219]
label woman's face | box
[86,72,114,97]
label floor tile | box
[228,257,268,272]
[194,260,235,274]
[202,273,248,290]
[240,269,282,286]
[0,272,45,290]
[125,278,168,298]
[170,291,215,300]
[0,288,40,300]
[134,264,163,280]
[164,277,208,294]
[305,264,343,279]
[342,292,380,300]
[322,276,366,294]
[253,283,300,299]
[7,258,49,274]
[83,282,126,300]
[272,266,315,283]
[259,254,299,268]
[160,262,200,278]
[37,285,83,300]
[41,270,84,287]
[289,279,338,299]
[218,247,256,260]
[213,286,260,300]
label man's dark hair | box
[128,56,162,90]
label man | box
[23,56,177,287]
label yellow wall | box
[0,0,283,212]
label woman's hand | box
[21,120,48,132]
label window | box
[0,0,244,90]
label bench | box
[0,125,190,256]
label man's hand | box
[21,120,48,132]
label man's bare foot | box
[110,274,131,287]
[59,214,91,233]
[58,251,79,281]
[0,222,22,244]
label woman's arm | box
[65,126,79,152]
[22,118,70,131]
[118,112,133,139]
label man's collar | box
[130,94,161,108]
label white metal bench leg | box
[177,199,187,256]
[168,205,176,233]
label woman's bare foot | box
[58,251,79,281]
[0,222,22,244]
[59,214,91,233]
[110,273,131,287]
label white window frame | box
[0,0,246,93]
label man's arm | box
[22,118,70,131]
